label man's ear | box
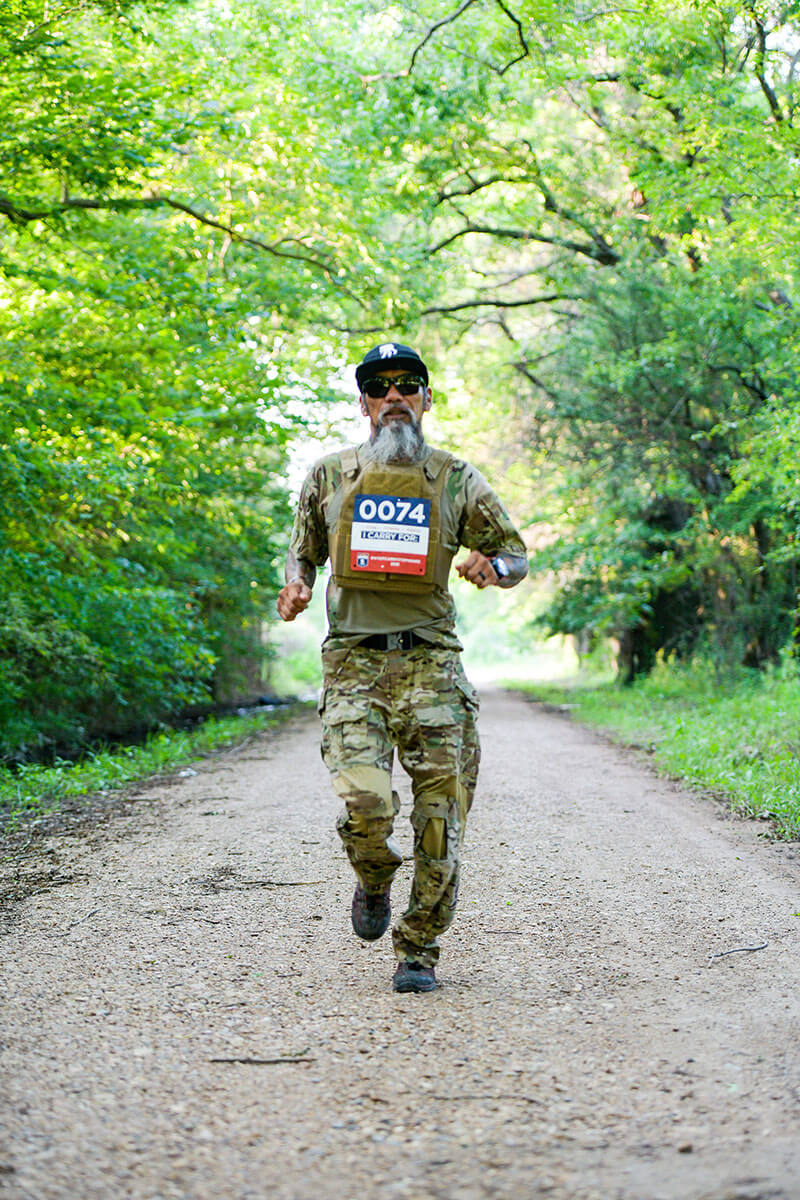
[359,393,369,416]
[423,388,432,412]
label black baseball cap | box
[355,342,429,388]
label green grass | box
[508,658,800,839]
[0,706,303,834]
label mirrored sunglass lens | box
[363,379,389,396]
[364,376,423,397]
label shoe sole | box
[353,923,390,942]
[351,889,391,941]
[351,908,391,941]
[392,976,438,994]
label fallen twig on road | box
[209,1056,316,1066]
[707,942,768,966]
[430,1093,545,1106]
[57,907,101,936]
[237,879,324,887]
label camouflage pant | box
[319,643,480,967]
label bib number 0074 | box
[355,496,428,525]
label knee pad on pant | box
[420,816,447,859]
[331,763,395,820]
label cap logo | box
[378,343,398,359]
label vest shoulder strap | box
[423,448,452,482]
[339,446,360,478]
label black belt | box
[357,631,427,652]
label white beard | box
[367,417,425,464]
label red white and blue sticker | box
[350,493,431,576]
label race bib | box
[350,493,431,576]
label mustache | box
[378,404,416,423]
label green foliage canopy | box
[3,0,800,764]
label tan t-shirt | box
[289,443,527,650]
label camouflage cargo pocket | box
[320,692,391,771]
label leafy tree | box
[0,0,339,758]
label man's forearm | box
[285,552,317,590]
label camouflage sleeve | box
[452,462,527,557]
[289,465,330,568]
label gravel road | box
[1,689,799,1200]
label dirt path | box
[1,689,799,1200]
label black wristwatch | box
[491,556,510,580]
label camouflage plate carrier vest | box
[330,447,454,594]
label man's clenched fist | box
[277,579,312,621]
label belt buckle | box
[386,632,403,652]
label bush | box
[0,556,215,761]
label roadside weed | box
[0,708,299,833]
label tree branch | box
[436,170,538,205]
[494,0,530,75]
[749,6,784,122]
[362,0,529,82]
[706,362,769,402]
[419,291,579,315]
[10,3,88,48]
[429,219,620,264]
[407,0,480,74]
[513,362,563,404]
[516,139,621,260]
[0,193,339,276]
[436,137,619,264]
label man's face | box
[359,368,432,438]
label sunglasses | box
[362,375,425,398]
